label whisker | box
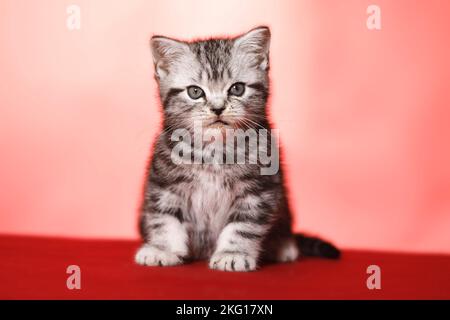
[226,114,267,130]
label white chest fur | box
[189,171,233,228]
[183,169,235,256]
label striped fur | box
[135,26,339,271]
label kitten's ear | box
[150,36,189,80]
[234,26,271,71]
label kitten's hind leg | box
[135,214,189,266]
[262,223,300,263]
[266,237,300,263]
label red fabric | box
[0,235,448,300]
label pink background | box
[0,0,449,253]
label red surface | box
[0,235,449,300]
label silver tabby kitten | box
[136,26,339,271]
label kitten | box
[135,26,340,271]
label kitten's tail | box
[295,234,341,259]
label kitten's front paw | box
[209,252,257,272]
[135,245,183,266]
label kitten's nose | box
[211,106,225,116]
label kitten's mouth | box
[208,119,229,127]
[213,119,228,125]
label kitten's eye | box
[228,82,245,97]
[187,86,205,100]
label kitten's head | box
[151,26,270,133]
